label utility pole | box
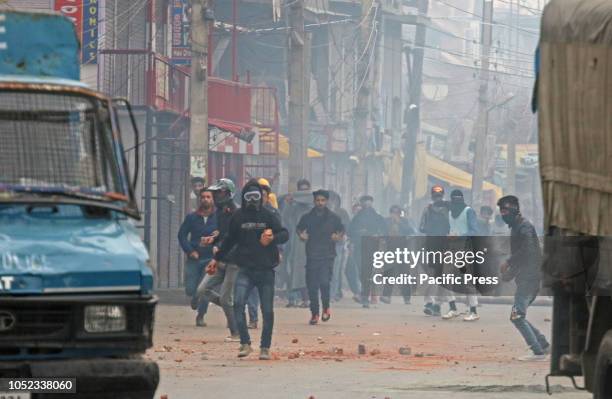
[353,0,377,198]
[470,0,493,205]
[401,0,428,204]
[189,0,210,181]
[287,0,307,192]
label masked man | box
[207,180,289,360]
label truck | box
[0,10,159,399]
[538,1,612,398]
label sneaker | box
[321,309,331,322]
[309,314,319,325]
[518,353,548,362]
[238,344,253,358]
[247,321,258,329]
[195,314,207,327]
[380,296,391,304]
[542,344,551,355]
[298,301,309,308]
[224,335,241,343]
[423,303,434,316]
[463,312,480,322]
[259,348,271,360]
[442,310,460,320]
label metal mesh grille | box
[0,91,121,193]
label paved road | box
[150,298,590,399]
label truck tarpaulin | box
[539,0,612,235]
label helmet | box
[209,178,236,199]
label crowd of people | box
[177,176,548,362]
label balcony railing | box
[98,49,279,132]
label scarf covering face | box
[450,198,467,218]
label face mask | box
[501,209,519,226]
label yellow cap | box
[258,178,271,188]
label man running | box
[196,178,240,341]
[178,187,218,326]
[207,180,289,360]
[296,189,345,325]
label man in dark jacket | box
[498,195,550,361]
[381,205,416,305]
[196,178,240,341]
[207,180,289,360]
[348,195,388,308]
[178,188,218,326]
[419,185,450,316]
[297,189,345,325]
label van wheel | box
[594,331,612,399]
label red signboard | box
[54,0,83,43]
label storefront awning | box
[278,134,323,159]
[209,118,255,143]
[426,153,503,200]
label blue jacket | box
[178,211,219,259]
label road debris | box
[399,347,411,356]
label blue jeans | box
[247,290,259,323]
[233,268,275,348]
[511,294,549,355]
[185,258,210,316]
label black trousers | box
[305,258,334,316]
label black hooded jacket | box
[214,182,289,270]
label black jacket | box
[347,207,387,242]
[419,200,450,236]
[214,206,289,270]
[508,217,542,294]
[297,207,345,261]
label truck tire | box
[593,331,612,399]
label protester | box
[246,178,283,330]
[207,180,289,360]
[348,194,387,308]
[296,189,345,325]
[190,176,206,211]
[281,178,312,308]
[381,205,416,305]
[196,178,240,341]
[419,185,450,316]
[498,195,550,361]
[178,187,218,326]
[344,202,363,303]
[444,189,480,322]
[328,191,350,302]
